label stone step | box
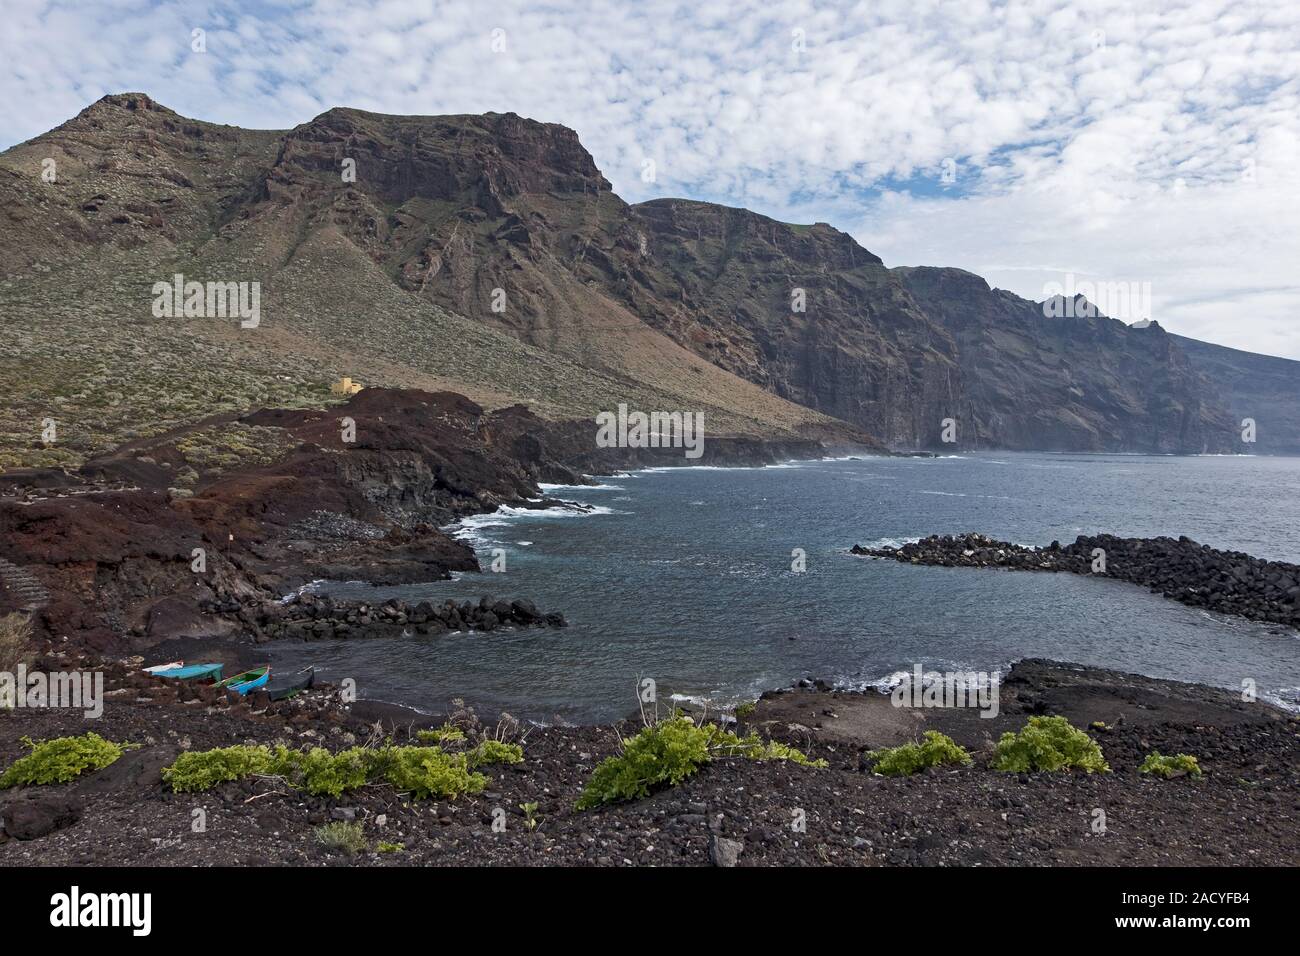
[0,557,49,611]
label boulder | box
[708,835,744,867]
[511,598,540,622]
[1,794,83,840]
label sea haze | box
[268,453,1300,723]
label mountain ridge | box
[3,92,1297,467]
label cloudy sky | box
[4,0,1298,356]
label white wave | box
[282,579,327,602]
[538,482,625,492]
[627,459,806,476]
[830,660,1011,694]
[1261,689,1300,713]
[446,502,621,545]
[853,535,922,550]
[917,490,1014,500]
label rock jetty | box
[240,592,567,642]
[852,532,1300,629]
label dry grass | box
[0,612,33,675]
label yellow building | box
[331,376,364,396]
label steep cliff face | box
[242,110,963,446]
[895,267,1238,453]
[1172,335,1300,455]
[623,201,962,447]
[252,106,622,342]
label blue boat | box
[216,666,271,695]
[153,662,225,682]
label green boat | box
[216,666,271,695]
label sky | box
[3,0,1299,357]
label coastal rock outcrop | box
[853,532,1300,628]
[257,593,567,641]
[0,389,591,652]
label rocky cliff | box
[0,386,829,653]
[0,93,1291,461]
[896,267,1238,453]
[1172,335,1300,455]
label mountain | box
[240,104,961,445]
[895,267,1238,452]
[0,93,1291,469]
[0,94,864,472]
[1171,335,1300,455]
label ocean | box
[266,452,1300,723]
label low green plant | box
[868,731,973,776]
[161,745,277,792]
[0,733,135,788]
[377,841,405,854]
[163,742,493,800]
[733,701,756,720]
[417,723,465,745]
[314,821,366,854]
[1139,751,1203,779]
[991,716,1110,773]
[379,746,487,800]
[734,736,828,766]
[520,801,540,831]
[294,746,372,797]
[575,716,826,810]
[468,739,524,768]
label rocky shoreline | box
[1,658,1295,866]
[0,387,862,657]
[853,532,1300,630]
[256,592,567,642]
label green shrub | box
[162,745,276,792]
[377,841,405,854]
[163,742,488,799]
[736,735,829,767]
[314,821,366,854]
[380,747,487,800]
[294,746,372,797]
[417,723,465,745]
[0,733,134,788]
[991,716,1110,773]
[468,739,524,768]
[733,701,756,719]
[869,731,972,776]
[1139,751,1202,779]
[576,717,826,810]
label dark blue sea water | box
[267,453,1300,723]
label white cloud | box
[1,0,1297,356]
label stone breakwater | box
[219,592,568,643]
[851,532,1300,629]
